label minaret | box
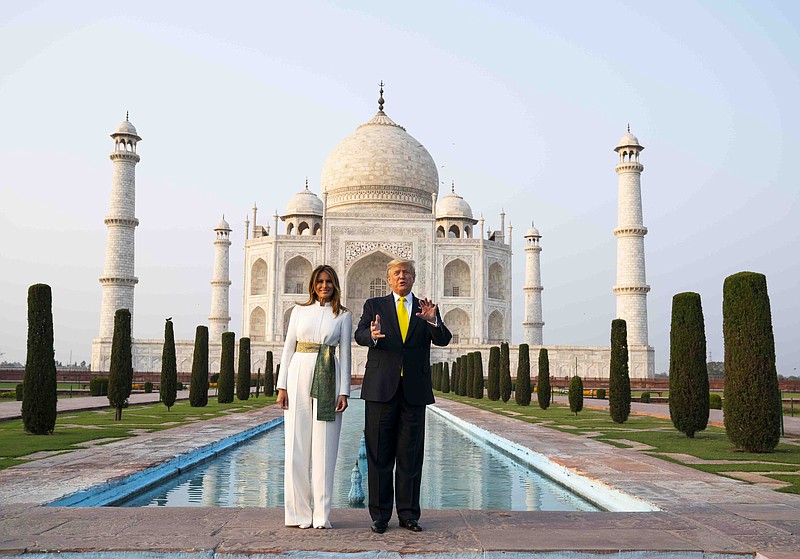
[523,223,544,345]
[99,114,141,339]
[209,216,232,342]
[613,126,650,346]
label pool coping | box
[0,398,798,558]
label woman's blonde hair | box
[300,264,347,316]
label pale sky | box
[1,0,798,375]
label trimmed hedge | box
[568,375,584,415]
[236,337,251,401]
[160,319,178,410]
[189,325,209,407]
[723,271,781,452]
[217,331,235,403]
[668,292,709,438]
[609,319,631,424]
[515,344,531,406]
[264,351,275,397]
[709,393,722,410]
[89,376,109,396]
[21,284,57,434]
[473,352,484,400]
[108,308,133,421]
[487,346,500,401]
[499,342,512,403]
[537,348,551,410]
[441,361,450,393]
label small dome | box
[615,128,643,151]
[215,216,231,231]
[115,119,138,136]
[111,115,141,140]
[285,183,323,216]
[436,184,474,220]
[525,223,540,237]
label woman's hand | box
[335,395,349,413]
[276,388,289,410]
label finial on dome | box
[378,80,385,113]
[451,180,455,194]
[126,111,129,121]
[305,177,309,190]
[627,123,630,133]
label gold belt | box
[295,341,321,353]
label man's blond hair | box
[386,259,416,278]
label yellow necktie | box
[397,296,409,342]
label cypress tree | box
[537,348,551,410]
[441,361,450,393]
[568,375,584,415]
[473,351,484,399]
[236,337,252,401]
[274,363,281,391]
[487,346,500,401]
[723,272,781,452]
[515,344,531,406]
[451,360,459,395]
[669,292,709,438]
[189,325,209,407]
[108,308,133,421]
[499,342,512,403]
[264,351,275,397]
[433,362,441,391]
[21,284,57,434]
[609,319,631,424]
[217,332,235,403]
[466,353,475,398]
[458,355,468,396]
[255,368,261,398]
[160,318,178,411]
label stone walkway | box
[0,397,798,558]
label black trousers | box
[364,383,426,522]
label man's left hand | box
[416,297,438,323]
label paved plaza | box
[0,396,798,558]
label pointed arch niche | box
[283,306,294,339]
[444,258,471,297]
[488,262,505,300]
[249,306,266,342]
[284,256,312,294]
[251,258,268,295]
[488,310,504,343]
[444,308,470,345]
[346,251,393,328]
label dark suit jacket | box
[355,293,452,405]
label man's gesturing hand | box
[416,298,438,323]
[371,314,385,339]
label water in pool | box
[118,396,598,511]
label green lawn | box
[438,392,800,494]
[0,396,277,471]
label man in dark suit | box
[355,259,452,534]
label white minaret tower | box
[613,126,650,346]
[99,114,141,339]
[523,222,544,345]
[209,216,232,342]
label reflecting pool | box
[118,395,598,511]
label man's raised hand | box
[371,314,385,339]
[416,298,438,323]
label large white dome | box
[320,108,439,215]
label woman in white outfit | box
[277,264,351,529]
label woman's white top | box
[277,302,352,397]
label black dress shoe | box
[399,518,422,532]
[370,520,388,534]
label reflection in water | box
[118,397,597,511]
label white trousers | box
[283,356,343,528]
